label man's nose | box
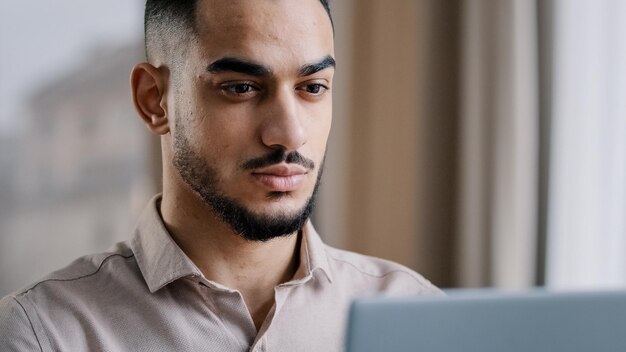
[260,88,307,151]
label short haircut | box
[144,0,333,64]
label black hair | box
[144,0,333,63]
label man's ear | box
[130,63,171,135]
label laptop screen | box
[346,290,626,352]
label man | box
[0,0,441,351]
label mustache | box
[241,149,315,171]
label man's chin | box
[249,195,310,214]
[232,212,310,242]
[203,193,314,242]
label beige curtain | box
[319,0,460,287]
[318,0,540,289]
[455,0,540,288]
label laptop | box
[345,289,626,352]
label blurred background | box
[0,0,624,297]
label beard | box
[172,119,323,242]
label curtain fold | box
[456,0,539,288]
[546,0,626,289]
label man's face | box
[168,0,334,241]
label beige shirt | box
[0,195,441,352]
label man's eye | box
[302,84,328,95]
[222,83,257,95]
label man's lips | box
[251,164,309,192]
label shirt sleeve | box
[0,296,44,352]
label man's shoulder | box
[0,241,140,351]
[323,245,443,295]
[8,240,137,301]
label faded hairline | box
[144,4,197,66]
[144,0,333,67]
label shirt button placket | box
[250,341,265,352]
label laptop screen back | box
[346,290,626,352]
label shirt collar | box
[130,194,334,293]
[299,222,334,284]
[131,194,202,293]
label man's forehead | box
[194,0,333,43]
[191,0,334,74]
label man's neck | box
[159,190,301,330]
[159,191,300,289]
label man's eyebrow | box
[206,57,271,76]
[298,55,336,77]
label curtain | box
[456,0,539,288]
[319,0,461,287]
[546,0,626,289]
